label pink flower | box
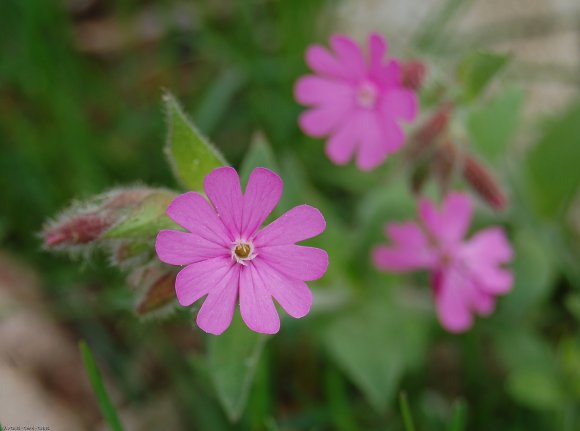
[155,167,328,335]
[295,33,418,171]
[372,192,513,332]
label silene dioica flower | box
[156,167,328,335]
[373,192,513,332]
[295,33,418,171]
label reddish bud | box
[43,213,114,248]
[462,153,507,210]
[42,187,165,250]
[407,102,454,162]
[401,60,427,91]
[136,270,177,315]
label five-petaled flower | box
[295,33,418,171]
[155,167,328,335]
[373,192,513,332]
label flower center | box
[356,81,378,109]
[231,240,256,265]
[235,243,251,258]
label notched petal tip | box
[166,191,201,221]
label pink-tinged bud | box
[128,264,178,316]
[43,213,114,248]
[433,139,458,195]
[408,103,454,161]
[401,60,427,91]
[136,270,177,315]
[42,187,168,250]
[462,153,507,210]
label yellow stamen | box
[235,243,251,259]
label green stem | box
[400,392,417,431]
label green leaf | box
[458,52,510,101]
[495,328,564,410]
[207,313,267,422]
[323,299,429,412]
[500,229,555,316]
[79,340,125,431]
[526,101,580,218]
[104,190,178,239]
[507,368,565,410]
[467,87,524,160]
[239,132,279,186]
[163,92,226,191]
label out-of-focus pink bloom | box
[155,167,328,335]
[373,192,513,332]
[295,33,418,171]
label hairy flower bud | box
[42,187,171,251]
[462,153,507,210]
[407,102,454,162]
[401,60,427,91]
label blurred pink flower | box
[373,192,513,332]
[295,33,418,171]
[156,167,328,335]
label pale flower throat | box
[356,81,378,109]
[231,240,257,265]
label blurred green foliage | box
[1,0,580,430]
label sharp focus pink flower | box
[295,33,418,171]
[155,167,328,335]
[372,192,513,333]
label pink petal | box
[325,116,359,165]
[156,230,227,266]
[462,227,513,264]
[166,192,231,246]
[298,103,351,137]
[472,265,513,294]
[368,33,387,72]
[382,118,405,153]
[330,34,366,79]
[379,60,402,88]
[381,89,418,122]
[305,45,351,80]
[355,111,388,171]
[196,265,240,335]
[253,259,312,318]
[239,264,280,334]
[469,286,496,316]
[204,167,244,238]
[374,223,436,271]
[259,245,328,281]
[419,193,473,245]
[175,256,234,306]
[294,76,353,107]
[254,205,326,247]
[433,269,473,333]
[241,167,283,239]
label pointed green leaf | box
[526,101,580,218]
[458,52,510,101]
[79,340,125,431]
[467,87,524,160]
[323,300,429,412]
[207,313,267,422]
[163,92,226,191]
[104,190,178,239]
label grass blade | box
[448,399,468,431]
[79,340,125,431]
[400,392,416,431]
